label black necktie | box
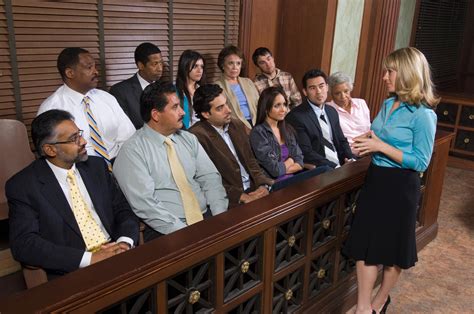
[320,114,327,123]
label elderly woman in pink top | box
[327,72,371,155]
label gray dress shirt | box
[113,124,228,234]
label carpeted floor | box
[348,167,474,313]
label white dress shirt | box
[137,72,152,90]
[46,160,133,268]
[38,84,136,159]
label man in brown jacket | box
[189,84,273,208]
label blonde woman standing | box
[343,47,439,314]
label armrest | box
[22,264,47,289]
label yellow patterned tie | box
[83,96,112,171]
[164,137,204,225]
[67,169,108,252]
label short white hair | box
[328,71,353,91]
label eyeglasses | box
[48,130,84,145]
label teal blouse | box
[371,97,437,172]
[181,93,191,129]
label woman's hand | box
[351,131,384,156]
[284,157,295,171]
[352,130,404,164]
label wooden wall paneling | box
[0,0,17,120]
[240,0,281,80]
[261,228,275,311]
[320,0,337,75]
[173,0,226,83]
[103,0,169,88]
[11,0,100,133]
[238,0,251,77]
[353,0,377,100]
[277,0,337,91]
[354,0,401,119]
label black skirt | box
[343,163,420,269]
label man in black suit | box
[6,110,139,278]
[286,69,356,168]
[110,42,163,129]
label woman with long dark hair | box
[250,86,328,190]
[344,47,438,314]
[176,49,205,128]
[250,86,302,180]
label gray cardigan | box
[249,121,304,178]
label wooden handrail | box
[439,93,474,106]
[0,131,453,313]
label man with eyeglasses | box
[6,110,139,279]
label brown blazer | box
[189,118,273,208]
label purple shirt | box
[276,144,293,182]
[230,83,251,120]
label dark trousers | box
[143,209,213,243]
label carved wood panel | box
[274,214,307,272]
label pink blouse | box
[327,98,371,152]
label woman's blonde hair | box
[383,47,439,108]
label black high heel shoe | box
[372,295,391,314]
[380,295,391,314]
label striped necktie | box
[319,113,340,166]
[164,137,204,225]
[83,96,112,171]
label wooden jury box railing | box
[0,131,453,314]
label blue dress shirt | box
[230,83,251,120]
[371,97,437,172]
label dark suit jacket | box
[189,119,273,208]
[110,74,144,129]
[286,99,355,168]
[6,157,139,276]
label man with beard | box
[6,110,139,279]
[114,82,228,242]
[38,47,135,170]
[286,69,356,168]
[189,84,273,208]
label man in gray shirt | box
[113,81,228,241]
